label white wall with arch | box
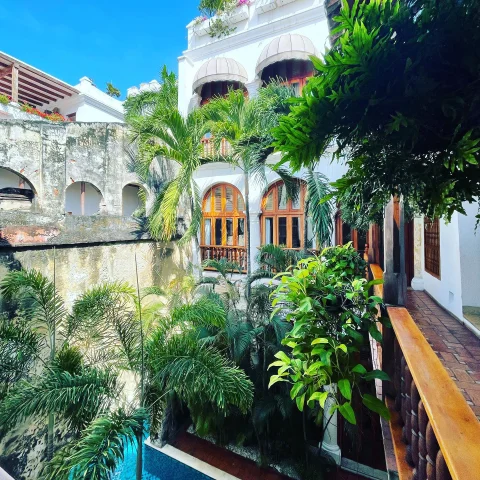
[65,181,104,216]
[122,184,145,217]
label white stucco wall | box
[178,0,329,115]
[458,202,480,308]
[422,215,464,319]
[50,77,124,123]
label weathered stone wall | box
[0,240,191,309]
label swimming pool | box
[113,441,212,480]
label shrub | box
[268,243,390,425]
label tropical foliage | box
[268,244,390,426]
[273,0,480,222]
[202,84,299,286]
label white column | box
[411,215,425,290]
[249,212,261,271]
[188,93,201,113]
[245,79,263,99]
[321,384,341,465]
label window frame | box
[201,183,246,247]
[260,180,305,249]
[424,217,441,279]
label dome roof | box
[193,58,248,93]
[255,34,319,75]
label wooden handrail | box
[388,306,480,479]
[369,263,480,480]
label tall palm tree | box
[202,84,299,296]
[0,268,66,460]
[127,69,210,280]
[69,279,164,480]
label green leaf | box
[369,324,383,343]
[268,360,286,369]
[290,382,304,400]
[311,337,329,345]
[274,351,291,364]
[362,394,390,420]
[308,391,329,408]
[268,375,288,389]
[339,402,356,425]
[296,393,306,412]
[338,379,352,401]
[305,361,324,375]
[363,369,390,381]
[352,364,367,375]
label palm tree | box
[202,84,299,296]
[0,268,66,460]
[40,407,147,480]
[127,69,210,280]
[68,279,163,480]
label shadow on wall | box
[0,241,23,317]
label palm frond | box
[0,269,66,340]
[150,334,253,415]
[0,368,119,436]
[40,408,147,480]
[305,169,334,247]
[0,317,41,389]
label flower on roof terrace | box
[237,0,251,6]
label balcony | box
[201,136,232,157]
[200,245,247,272]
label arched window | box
[122,184,145,217]
[0,167,35,211]
[261,59,314,95]
[65,181,103,216]
[261,180,305,249]
[202,183,246,247]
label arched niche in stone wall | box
[65,181,104,216]
[0,167,36,212]
[122,183,146,217]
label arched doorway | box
[122,184,145,217]
[65,181,103,216]
[201,183,247,272]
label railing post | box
[411,215,425,291]
[383,195,407,305]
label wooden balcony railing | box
[201,137,232,158]
[200,245,247,273]
[369,265,480,480]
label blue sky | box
[0,0,200,99]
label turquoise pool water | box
[113,442,212,480]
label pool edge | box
[145,438,241,480]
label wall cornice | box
[182,5,327,62]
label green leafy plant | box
[268,244,390,425]
[0,93,10,105]
[273,0,480,222]
[106,82,121,98]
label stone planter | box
[257,0,277,13]
[192,19,210,36]
[229,4,249,23]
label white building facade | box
[177,0,347,271]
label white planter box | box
[277,0,296,6]
[257,0,277,13]
[194,19,210,36]
[229,4,249,23]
